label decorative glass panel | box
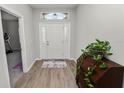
[42,12,68,20]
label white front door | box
[39,23,70,59]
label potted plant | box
[76,39,113,88]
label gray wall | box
[2,20,21,51]
[32,8,77,59]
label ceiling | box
[29,4,78,9]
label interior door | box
[40,23,69,59]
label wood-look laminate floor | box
[15,60,78,88]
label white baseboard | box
[34,58,42,61]
[25,58,41,73]
[69,58,77,63]
[24,61,34,73]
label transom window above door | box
[41,12,69,20]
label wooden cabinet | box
[76,55,124,88]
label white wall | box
[32,8,77,59]
[76,5,124,66]
[76,5,124,87]
[0,4,36,87]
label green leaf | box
[99,63,108,69]
[87,71,93,76]
[81,49,85,52]
[105,41,110,45]
[93,55,102,61]
[85,73,89,77]
[84,78,90,83]
[87,67,91,71]
[87,84,94,88]
[96,39,102,43]
[106,52,113,55]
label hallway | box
[0,4,124,88]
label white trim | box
[66,22,70,58]
[39,22,71,59]
[34,57,77,64]
[0,6,27,73]
[26,58,46,73]
[0,9,11,88]
[25,59,35,73]
[69,58,77,63]
[35,58,42,61]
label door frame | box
[0,6,27,74]
[39,22,71,59]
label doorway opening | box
[1,10,23,87]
